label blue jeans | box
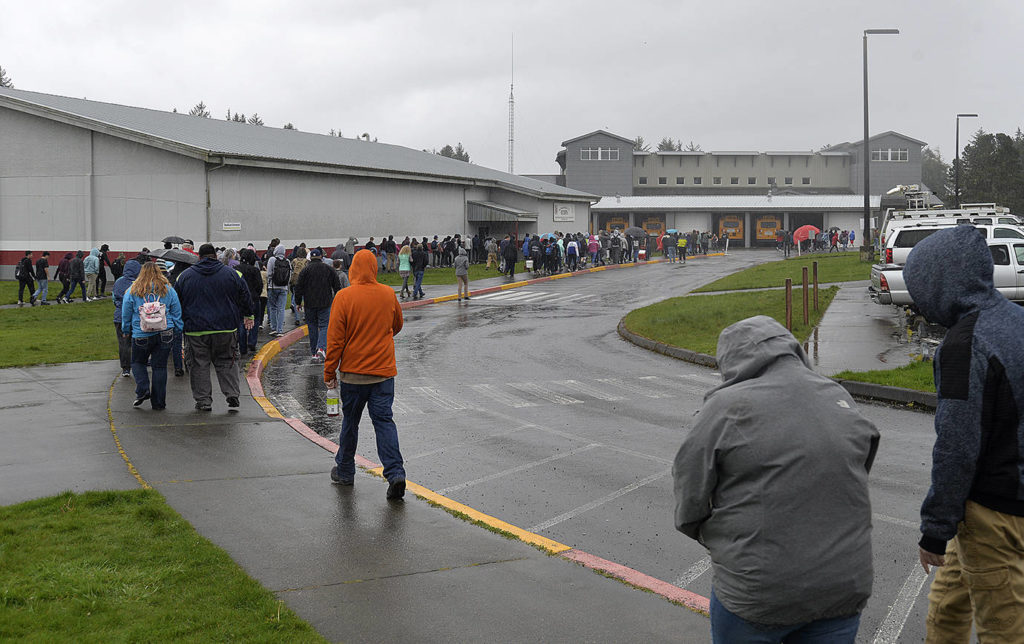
[32,278,49,302]
[335,378,405,483]
[413,271,425,298]
[68,279,86,301]
[267,288,287,333]
[305,306,330,354]
[710,591,860,644]
[131,331,173,409]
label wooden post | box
[802,267,809,325]
[813,261,819,311]
[785,278,793,330]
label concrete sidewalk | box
[2,356,712,642]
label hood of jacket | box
[273,244,286,259]
[192,256,228,276]
[707,315,810,400]
[90,248,100,257]
[904,225,998,327]
[63,252,73,261]
[121,259,142,282]
[349,249,379,285]
[458,247,467,257]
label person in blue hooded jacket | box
[121,261,183,410]
[112,258,142,377]
[174,243,254,412]
[905,225,1024,642]
[83,248,101,300]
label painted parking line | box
[557,379,624,401]
[508,382,583,405]
[408,386,468,411]
[871,565,929,644]
[597,377,670,398]
[437,443,602,496]
[528,469,671,533]
[639,375,702,396]
[469,383,537,408]
[673,555,712,589]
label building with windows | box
[525,129,931,246]
[0,88,595,274]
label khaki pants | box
[486,251,497,269]
[926,500,1024,644]
[86,273,99,298]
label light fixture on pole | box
[862,28,899,261]
[955,113,978,208]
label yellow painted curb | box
[501,280,529,290]
[253,396,284,418]
[406,481,572,554]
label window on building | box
[802,177,811,185]
[676,177,684,184]
[784,177,793,185]
[638,177,648,185]
[768,177,776,185]
[714,177,722,185]
[870,147,909,162]
[693,177,702,185]
[658,177,667,185]
[581,147,620,161]
[729,177,738,185]
[748,177,756,185]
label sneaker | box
[40,301,50,306]
[121,369,131,377]
[330,467,353,486]
[226,396,239,411]
[133,393,150,407]
[17,302,23,308]
[195,401,212,411]
[317,348,326,361]
[174,369,184,377]
[465,295,470,300]
[386,477,406,501]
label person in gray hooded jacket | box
[904,225,1024,643]
[673,315,879,643]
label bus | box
[718,215,743,241]
[755,215,782,242]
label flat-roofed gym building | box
[0,88,595,273]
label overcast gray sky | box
[3,0,1020,175]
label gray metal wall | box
[0,107,206,253]
[563,132,633,196]
[848,133,924,195]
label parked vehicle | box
[870,233,1024,307]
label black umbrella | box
[624,226,645,237]
[161,235,188,244]
[150,247,199,265]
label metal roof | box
[593,195,882,211]
[0,87,595,202]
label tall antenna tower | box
[508,34,514,174]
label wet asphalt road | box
[265,251,938,643]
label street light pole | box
[955,113,978,208]
[862,28,899,261]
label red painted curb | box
[560,549,710,616]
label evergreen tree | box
[683,140,703,152]
[0,65,13,88]
[959,130,1024,213]
[921,146,950,202]
[188,101,210,118]
[633,136,651,152]
[247,113,264,126]
[283,123,296,130]
[657,137,682,152]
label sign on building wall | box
[222,222,241,231]
[553,203,575,222]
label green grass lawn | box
[623,287,839,356]
[833,359,936,392]
[693,253,874,293]
[0,489,323,642]
[1,280,27,305]
[0,299,118,368]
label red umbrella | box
[792,225,821,244]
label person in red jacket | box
[323,249,406,500]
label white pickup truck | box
[870,233,1024,307]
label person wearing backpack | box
[266,244,290,336]
[290,247,308,326]
[121,261,183,410]
[16,251,36,307]
[54,252,73,303]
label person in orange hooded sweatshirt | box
[324,249,407,500]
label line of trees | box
[633,136,701,152]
